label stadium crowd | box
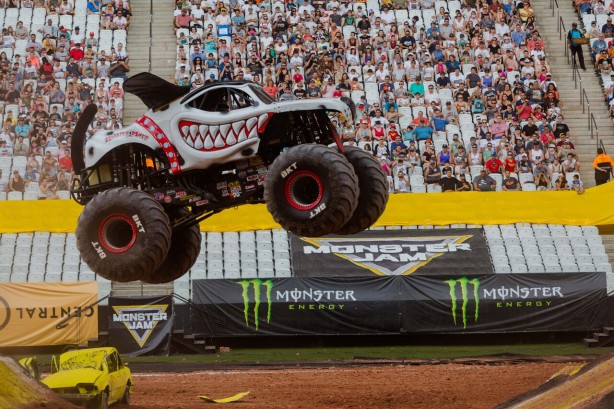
[173,0,582,192]
[0,0,130,199]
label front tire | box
[264,144,359,237]
[76,187,171,282]
[141,208,202,284]
[336,147,389,235]
[121,386,131,405]
[88,391,108,409]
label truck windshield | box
[249,84,275,104]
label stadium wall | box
[2,183,614,233]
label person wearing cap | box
[603,17,614,37]
[568,22,586,70]
[592,34,608,60]
[473,169,496,191]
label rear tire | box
[264,144,359,237]
[76,187,171,282]
[335,146,389,235]
[141,208,202,284]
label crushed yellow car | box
[42,347,133,409]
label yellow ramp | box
[2,183,614,233]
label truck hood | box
[43,368,103,389]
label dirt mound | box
[498,353,614,409]
[0,356,77,409]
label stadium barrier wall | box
[1,183,614,233]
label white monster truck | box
[71,73,388,284]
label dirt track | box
[112,362,570,409]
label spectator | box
[502,170,520,191]
[554,173,569,190]
[440,168,463,192]
[8,170,25,193]
[473,169,496,191]
[571,174,585,193]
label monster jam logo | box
[238,279,273,330]
[445,277,480,329]
[112,305,169,348]
[300,236,473,275]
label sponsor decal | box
[237,279,355,330]
[189,196,202,203]
[445,277,480,329]
[238,279,273,330]
[0,295,9,331]
[309,203,326,219]
[246,174,258,182]
[221,189,229,197]
[216,182,227,190]
[132,214,145,233]
[166,189,176,196]
[299,236,473,275]
[104,130,149,143]
[244,183,257,191]
[444,277,565,329]
[112,305,169,348]
[281,162,298,178]
[180,194,195,201]
[175,190,187,198]
[257,175,266,185]
[195,199,209,206]
[91,241,106,259]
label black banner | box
[191,274,608,336]
[402,273,608,333]
[108,296,173,356]
[290,229,493,276]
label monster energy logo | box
[238,279,273,330]
[445,277,480,329]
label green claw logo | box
[238,279,273,330]
[445,277,480,329]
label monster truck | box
[71,73,388,284]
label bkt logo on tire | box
[91,242,107,259]
[132,214,145,233]
[281,162,297,179]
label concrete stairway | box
[123,0,177,124]
[533,0,614,186]
[112,0,177,297]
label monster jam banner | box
[0,282,98,347]
[108,296,173,356]
[191,274,608,336]
[290,229,493,276]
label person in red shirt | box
[68,44,84,61]
[58,147,73,171]
[503,151,517,172]
[486,156,503,174]
[516,99,532,120]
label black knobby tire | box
[336,146,389,235]
[141,208,202,284]
[121,386,131,405]
[88,391,108,409]
[76,187,171,282]
[264,144,359,237]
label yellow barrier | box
[1,183,613,233]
